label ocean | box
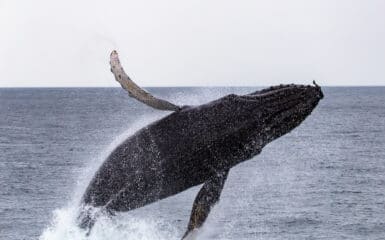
[0,87,384,240]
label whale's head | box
[246,81,324,143]
[188,82,323,163]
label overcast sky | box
[0,0,384,87]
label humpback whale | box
[78,51,323,239]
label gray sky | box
[0,0,384,87]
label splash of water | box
[38,113,181,240]
[39,206,179,240]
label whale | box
[78,51,324,239]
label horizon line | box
[0,85,385,88]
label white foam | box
[39,206,179,240]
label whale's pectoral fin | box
[182,169,229,239]
[109,50,181,111]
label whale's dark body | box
[80,83,323,238]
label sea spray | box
[71,113,167,201]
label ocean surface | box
[0,87,384,240]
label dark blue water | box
[0,87,384,240]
